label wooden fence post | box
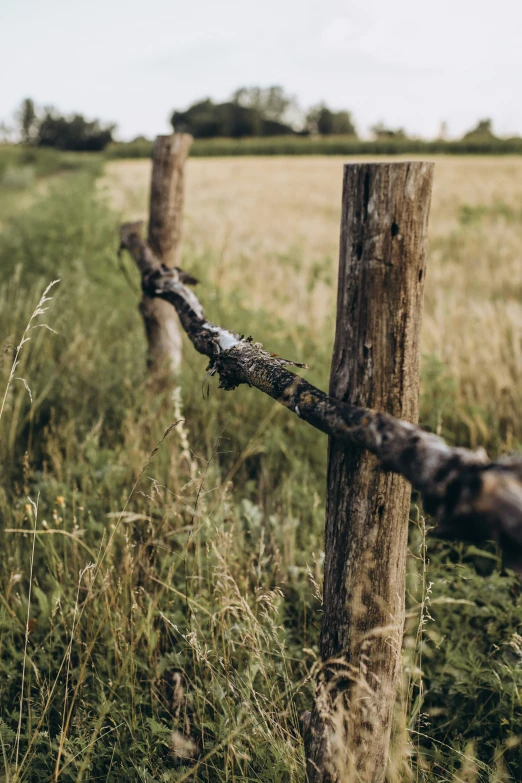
[304,162,434,783]
[140,132,193,374]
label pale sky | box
[2,0,522,140]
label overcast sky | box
[2,0,522,140]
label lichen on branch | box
[120,221,522,572]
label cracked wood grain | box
[306,162,432,783]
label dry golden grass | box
[101,155,522,451]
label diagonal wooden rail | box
[119,220,522,574]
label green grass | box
[0,146,103,179]
[0,146,103,224]
[106,135,522,159]
[0,165,521,781]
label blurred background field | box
[105,136,522,159]
[103,154,522,452]
[1,151,522,781]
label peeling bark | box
[120,219,522,575]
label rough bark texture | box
[148,133,193,267]
[120,219,522,578]
[140,133,193,374]
[303,163,433,783]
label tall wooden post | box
[304,162,434,783]
[140,133,193,374]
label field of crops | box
[106,136,522,159]
[104,156,522,453]
[1,153,522,781]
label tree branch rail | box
[120,221,522,573]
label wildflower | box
[56,496,65,507]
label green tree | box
[231,85,298,124]
[317,107,334,135]
[171,97,295,138]
[330,110,357,135]
[462,118,497,140]
[371,122,408,140]
[16,98,38,145]
[36,109,115,151]
[306,104,357,136]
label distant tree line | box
[171,86,358,139]
[170,87,511,145]
[14,98,115,151]
[6,94,513,152]
[171,99,297,139]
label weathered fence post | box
[304,162,434,782]
[140,132,193,374]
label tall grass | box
[0,146,103,226]
[0,147,102,181]
[0,159,521,781]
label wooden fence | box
[119,135,522,783]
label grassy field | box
[0,146,102,225]
[1,154,522,781]
[104,156,522,452]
